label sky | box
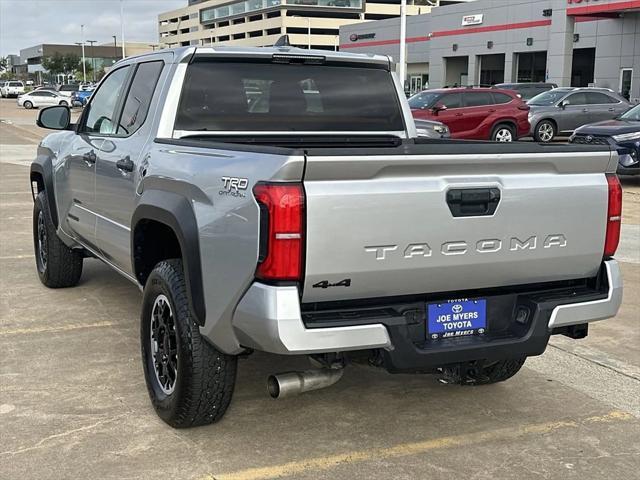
[0,0,185,56]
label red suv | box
[409,88,530,141]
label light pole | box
[292,16,311,49]
[399,0,407,93]
[75,42,86,83]
[87,40,97,82]
[112,35,118,64]
[120,0,126,59]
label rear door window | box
[116,61,164,136]
[585,92,618,104]
[464,92,494,107]
[491,93,513,104]
[175,59,404,132]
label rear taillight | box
[253,183,305,282]
[604,174,622,258]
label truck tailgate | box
[302,144,615,303]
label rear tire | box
[141,259,237,428]
[33,191,83,288]
[24,101,33,109]
[534,120,556,142]
[59,100,68,106]
[491,124,516,142]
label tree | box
[74,60,94,82]
[62,53,80,75]
[0,56,7,73]
[42,53,65,75]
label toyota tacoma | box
[30,42,623,428]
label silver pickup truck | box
[30,43,623,429]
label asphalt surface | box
[1,98,639,480]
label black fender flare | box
[30,154,59,228]
[132,190,206,326]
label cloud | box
[0,0,184,56]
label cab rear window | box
[175,59,404,132]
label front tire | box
[24,101,33,109]
[33,191,83,287]
[534,120,556,142]
[141,259,237,428]
[491,124,515,142]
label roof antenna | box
[274,35,291,47]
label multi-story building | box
[158,0,471,50]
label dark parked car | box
[409,87,530,141]
[570,103,640,175]
[493,82,557,100]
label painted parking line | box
[0,254,34,260]
[202,411,633,480]
[0,321,118,337]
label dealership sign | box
[567,0,601,4]
[349,33,376,42]
[461,14,483,26]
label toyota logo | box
[586,135,594,143]
[349,33,358,42]
[452,304,463,314]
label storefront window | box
[517,51,547,83]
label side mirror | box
[37,105,71,130]
[559,100,570,109]
[431,104,447,114]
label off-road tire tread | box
[34,191,83,288]
[144,259,237,428]
[467,357,527,385]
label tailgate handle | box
[446,188,501,217]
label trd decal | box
[219,176,248,197]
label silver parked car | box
[414,118,450,138]
[527,87,629,142]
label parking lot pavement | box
[1,98,639,480]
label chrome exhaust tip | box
[267,368,344,399]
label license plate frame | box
[427,299,487,339]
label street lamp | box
[112,35,118,64]
[75,42,86,83]
[399,0,407,92]
[120,0,126,59]
[291,16,311,49]
[87,40,97,82]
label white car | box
[17,90,70,109]
[1,81,25,98]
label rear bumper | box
[230,261,622,362]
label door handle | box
[488,109,496,113]
[82,150,96,167]
[455,113,464,117]
[608,108,615,112]
[116,156,135,173]
[582,108,589,113]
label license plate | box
[427,299,487,339]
